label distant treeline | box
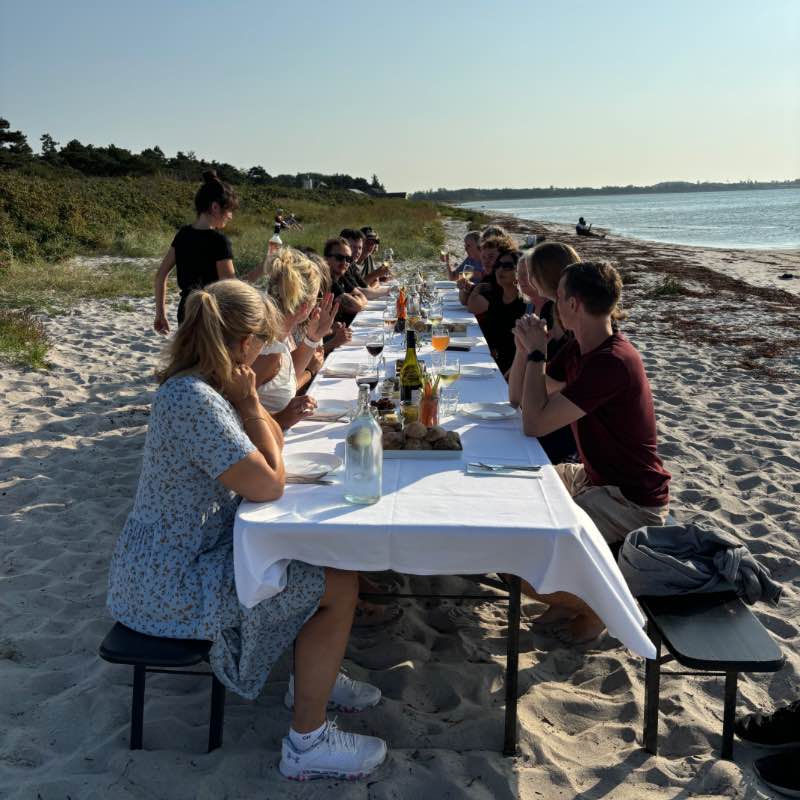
[0,117,386,193]
[411,179,800,203]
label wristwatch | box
[526,349,546,363]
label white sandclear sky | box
[1,0,798,193]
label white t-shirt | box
[256,340,296,413]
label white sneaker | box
[279,720,387,781]
[284,671,381,712]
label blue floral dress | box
[107,375,325,699]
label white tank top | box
[256,340,297,413]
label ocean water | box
[462,188,800,250]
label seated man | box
[323,237,367,325]
[514,261,670,643]
[359,226,391,284]
[447,230,483,281]
[340,229,389,298]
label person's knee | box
[322,568,358,611]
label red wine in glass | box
[366,342,384,357]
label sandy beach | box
[1,220,798,799]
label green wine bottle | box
[399,330,423,403]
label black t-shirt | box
[346,263,367,289]
[331,279,357,326]
[483,293,526,374]
[172,226,233,297]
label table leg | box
[503,575,521,756]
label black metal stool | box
[99,622,225,752]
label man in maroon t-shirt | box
[513,261,670,643]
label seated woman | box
[254,248,341,425]
[107,280,386,780]
[508,242,581,464]
[516,249,548,316]
[324,237,368,325]
[467,247,526,376]
[457,234,515,306]
[307,253,353,355]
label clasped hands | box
[513,313,549,354]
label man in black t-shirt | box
[340,229,389,299]
[323,237,367,325]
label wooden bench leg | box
[721,672,737,760]
[643,624,661,755]
[208,676,226,753]
[503,576,521,757]
[130,665,146,750]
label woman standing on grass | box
[110,279,387,780]
[154,170,238,332]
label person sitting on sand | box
[254,248,340,427]
[447,231,483,281]
[467,247,526,375]
[340,229,389,298]
[154,171,246,332]
[324,237,368,325]
[108,279,387,781]
[576,217,605,239]
[513,261,670,643]
[508,243,580,464]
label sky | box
[1,0,799,193]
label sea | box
[461,187,800,250]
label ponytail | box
[156,279,282,387]
[263,247,321,316]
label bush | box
[0,309,49,369]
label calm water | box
[462,188,800,250]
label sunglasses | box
[496,261,517,271]
[329,253,353,263]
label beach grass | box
[648,276,692,297]
[0,171,454,366]
[0,309,50,369]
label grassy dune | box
[0,172,487,366]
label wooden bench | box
[640,591,785,759]
[99,623,226,752]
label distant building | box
[301,175,313,190]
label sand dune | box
[0,224,797,798]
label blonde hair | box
[156,279,283,387]
[307,252,332,295]
[528,242,581,298]
[263,247,322,316]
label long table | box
[234,285,656,754]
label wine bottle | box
[399,330,423,403]
[344,384,383,505]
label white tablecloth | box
[234,290,656,659]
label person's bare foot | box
[529,605,577,626]
[553,612,606,644]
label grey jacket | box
[619,523,781,606]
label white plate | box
[309,399,352,420]
[460,364,495,379]
[365,300,388,310]
[321,361,361,378]
[284,452,343,478]
[461,402,517,420]
[435,280,457,289]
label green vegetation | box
[648,277,692,297]
[0,171,450,367]
[0,310,49,369]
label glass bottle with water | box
[344,384,383,505]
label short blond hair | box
[157,279,282,387]
[263,247,322,315]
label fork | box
[286,476,335,485]
[473,462,542,473]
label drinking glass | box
[461,268,473,282]
[365,329,385,372]
[431,324,450,368]
[383,305,398,343]
[355,363,380,392]
[436,359,460,416]
[428,298,444,326]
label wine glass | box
[461,268,473,283]
[431,324,450,368]
[365,329,385,372]
[428,298,444,326]
[436,358,460,416]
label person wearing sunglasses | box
[467,246,526,376]
[340,229,390,299]
[324,237,368,325]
